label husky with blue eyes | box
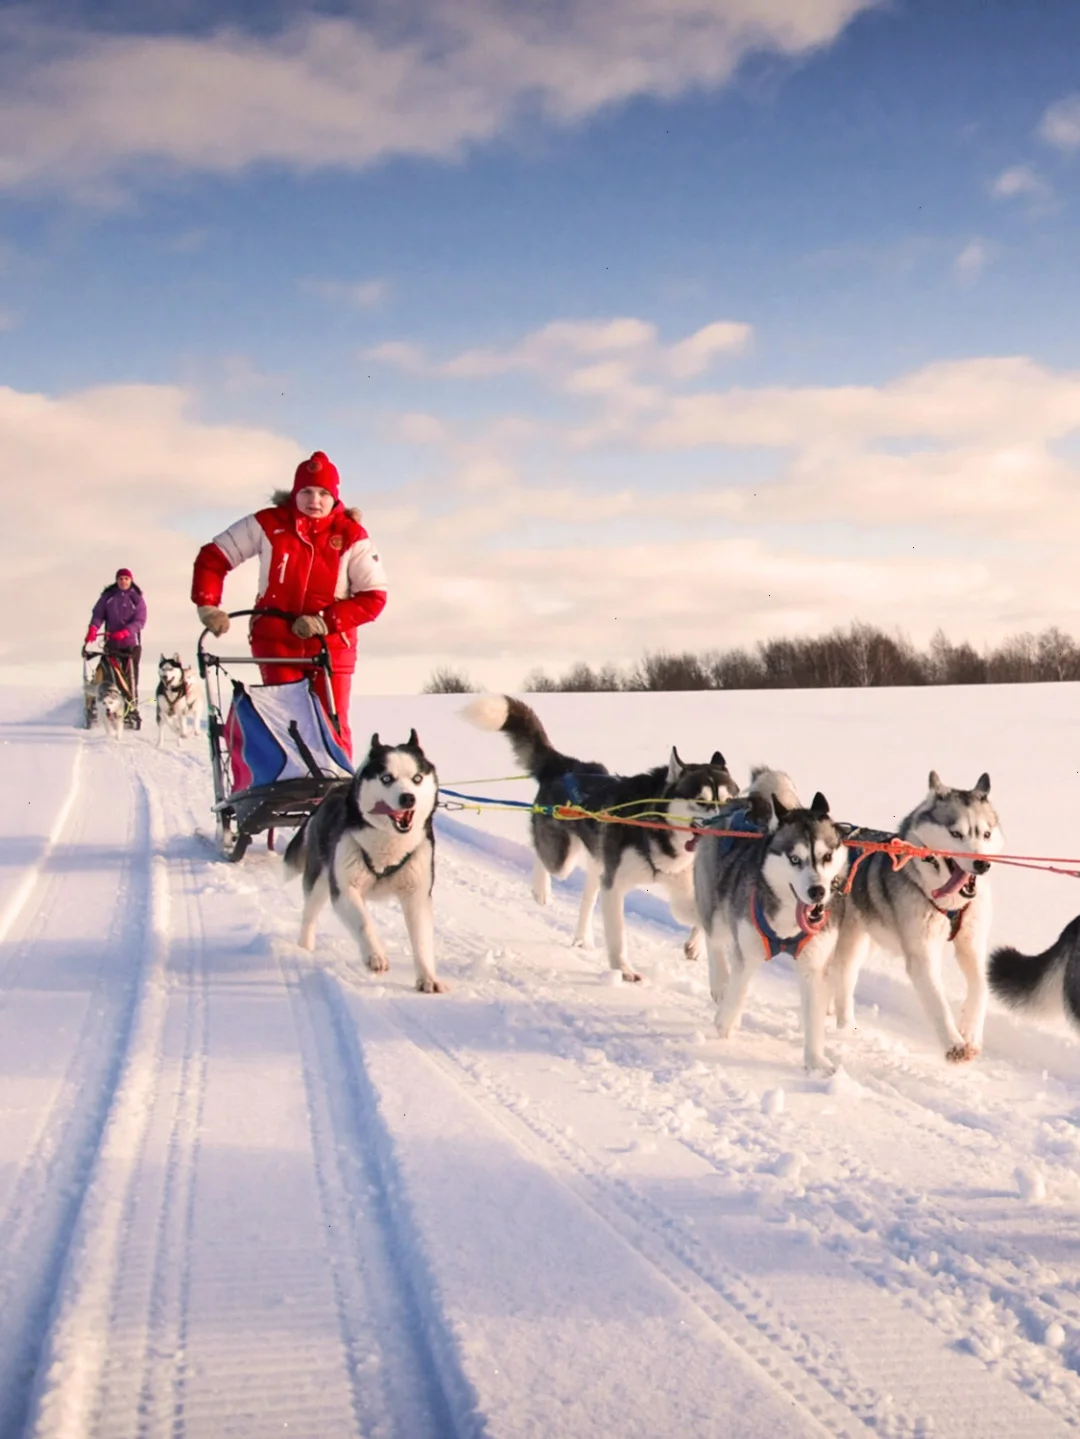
[694,775,850,1074]
[830,771,1002,1064]
[284,731,443,992]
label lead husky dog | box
[464,695,736,981]
[829,771,1002,1063]
[694,771,850,1072]
[155,655,202,744]
[98,682,126,741]
[988,915,1080,1028]
[283,731,443,992]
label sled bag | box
[224,679,353,793]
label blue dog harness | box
[749,889,817,961]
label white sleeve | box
[211,514,264,570]
[342,536,389,596]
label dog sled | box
[197,609,353,862]
[82,646,142,730]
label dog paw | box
[366,953,390,974]
[416,976,447,994]
[571,935,595,951]
[805,1055,837,1077]
[621,969,643,984]
[945,1041,979,1064]
[683,936,703,963]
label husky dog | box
[156,655,203,744]
[464,695,736,981]
[989,915,1080,1029]
[694,771,850,1072]
[829,771,1002,1063]
[98,683,126,741]
[283,731,443,992]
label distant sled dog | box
[284,731,443,992]
[694,769,850,1073]
[989,915,1080,1029]
[464,694,736,981]
[98,683,126,741]
[155,654,202,744]
[829,771,1002,1063]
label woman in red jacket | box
[191,451,387,757]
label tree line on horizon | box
[422,622,1080,694]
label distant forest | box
[422,623,1080,694]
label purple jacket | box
[89,584,147,649]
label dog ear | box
[408,728,419,749]
[973,772,990,798]
[710,750,726,769]
[772,794,790,823]
[667,746,684,784]
[810,791,830,818]
[370,732,381,751]
[748,791,773,826]
[928,770,947,795]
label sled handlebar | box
[196,608,333,677]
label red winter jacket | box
[191,497,387,673]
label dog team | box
[275,689,1074,1077]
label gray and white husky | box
[98,682,126,741]
[464,694,736,981]
[694,770,850,1073]
[989,915,1080,1029]
[829,771,1002,1063]
[283,731,443,992]
[155,654,202,744]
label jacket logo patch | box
[329,536,343,550]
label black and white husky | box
[829,771,1002,1063]
[464,695,736,981]
[155,654,201,744]
[694,770,850,1073]
[989,915,1080,1029]
[98,682,126,741]
[283,731,443,992]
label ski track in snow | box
[3,699,1080,1436]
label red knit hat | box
[292,451,340,501]
[116,568,133,580]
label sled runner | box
[82,647,142,730]
[198,609,352,862]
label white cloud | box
[1040,94,1080,151]
[953,239,989,283]
[0,2,876,194]
[8,348,1080,692]
[303,278,388,309]
[991,165,1050,200]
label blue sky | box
[3,0,1079,690]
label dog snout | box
[807,883,826,903]
[972,858,990,875]
[398,792,416,809]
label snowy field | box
[4,679,1080,1438]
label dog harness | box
[749,889,817,961]
[712,804,764,858]
[929,898,968,941]
[357,844,417,883]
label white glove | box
[197,605,230,637]
[292,614,329,639]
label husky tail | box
[283,820,310,880]
[989,915,1080,1026]
[462,694,598,783]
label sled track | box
[376,992,901,1439]
[278,955,484,1439]
[0,754,156,1439]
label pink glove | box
[84,626,98,644]
[110,628,131,643]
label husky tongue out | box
[933,859,974,901]
[796,899,829,933]
[371,799,415,833]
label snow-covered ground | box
[4,680,1080,1438]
